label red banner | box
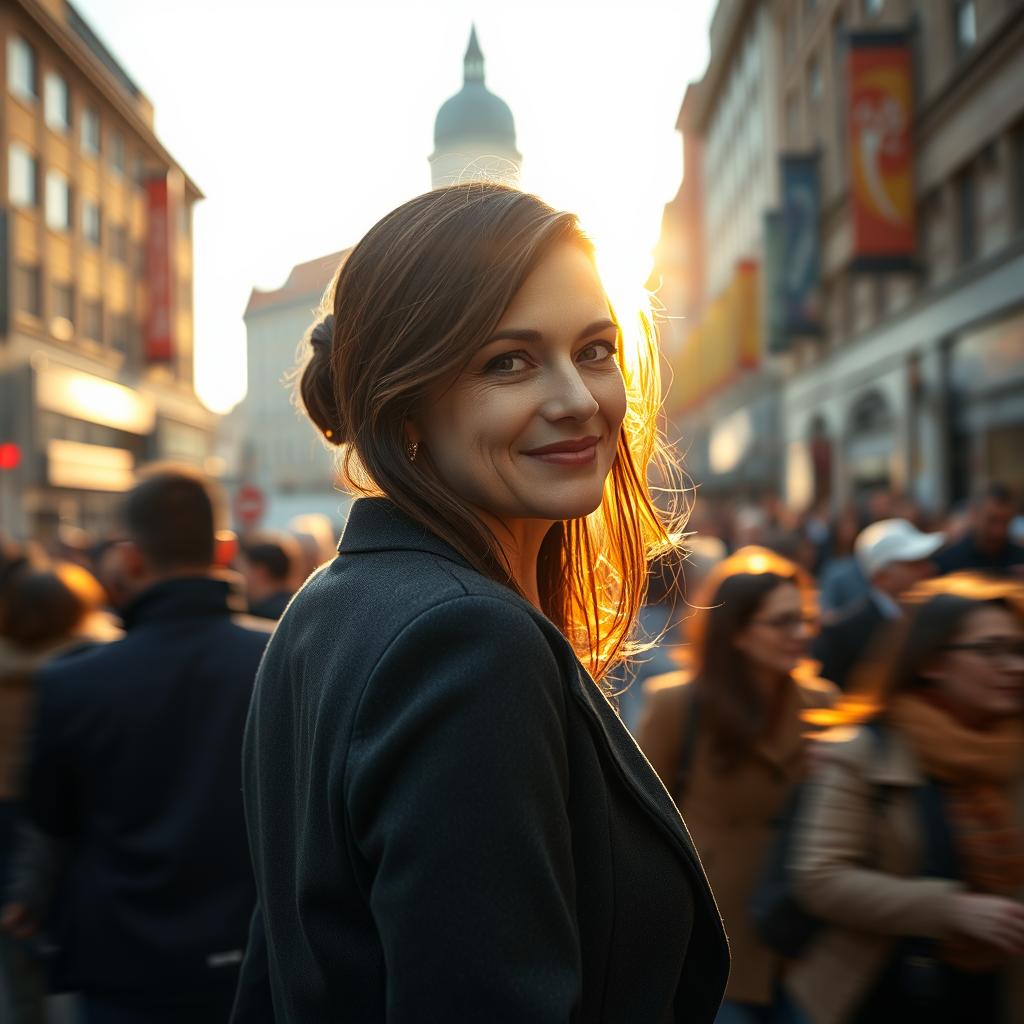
[848,34,915,266]
[145,177,174,362]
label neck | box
[476,509,553,610]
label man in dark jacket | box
[23,465,271,1022]
[813,518,943,689]
[934,482,1024,577]
[237,532,300,621]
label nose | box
[541,361,600,423]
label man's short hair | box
[123,464,220,571]
[976,481,1014,506]
[239,532,298,584]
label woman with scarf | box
[787,574,1024,1024]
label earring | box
[406,441,419,462]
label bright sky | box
[74,0,715,413]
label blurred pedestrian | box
[935,483,1024,578]
[0,552,115,1023]
[286,513,338,581]
[813,518,943,689]
[22,465,272,1023]
[817,505,868,615]
[637,546,837,1023]
[236,532,300,621]
[232,184,728,1022]
[787,574,1024,1024]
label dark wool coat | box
[232,498,728,1023]
[27,577,272,1000]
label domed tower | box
[430,26,522,189]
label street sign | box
[234,483,266,529]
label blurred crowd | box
[1,467,1023,1022]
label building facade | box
[659,0,785,498]
[1,0,211,540]
[240,250,353,532]
[657,0,1024,513]
[777,0,1024,511]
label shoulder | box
[642,669,695,710]
[794,666,840,710]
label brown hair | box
[297,183,683,680]
[689,546,815,770]
[123,463,221,572]
[0,561,104,650]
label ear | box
[116,540,147,582]
[404,419,421,445]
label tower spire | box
[464,24,485,84]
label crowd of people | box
[0,182,1022,1023]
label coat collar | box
[121,574,244,630]
[338,498,475,570]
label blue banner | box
[763,210,786,354]
[780,154,822,337]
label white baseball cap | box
[854,518,946,578]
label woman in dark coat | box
[231,183,728,1023]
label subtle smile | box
[523,436,600,466]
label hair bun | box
[310,314,335,353]
[299,314,344,446]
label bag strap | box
[671,688,702,803]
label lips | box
[523,436,600,466]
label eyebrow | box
[481,317,618,347]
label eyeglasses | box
[944,640,1024,663]
[751,613,817,633]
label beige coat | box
[0,616,120,801]
[636,668,837,1004]
[786,724,1024,1024]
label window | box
[1014,121,1024,233]
[8,143,38,206]
[109,132,125,175]
[808,56,823,103]
[110,313,129,352]
[956,166,976,264]
[954,0,977,57]
[45,170,71,231]
[14,265,42,317]
[52,282,75,325]
[81,107,100,155]
[83,300,103,342]
[82,199,101,246]
[786,92,800,144]
[6,36,36,101]
[864,0,884,15]
[110,224,128,263]
[44,72,70,132]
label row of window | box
[14,264,134,350]
[9,35,134,175]
[9,143,141,259]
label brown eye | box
[578,341,616,363]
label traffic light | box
[0,443,21,470]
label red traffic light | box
[0,443,21,470]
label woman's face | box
[927,604,1024,723]
[732,581,813,680]
[415,242,627,526]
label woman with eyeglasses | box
[637,546,837,1024]
[786,574,1024,1024]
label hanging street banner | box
[781,154,821,337]
[763,210,787,354]
[848,32,915,268]
[144,176,175,363]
